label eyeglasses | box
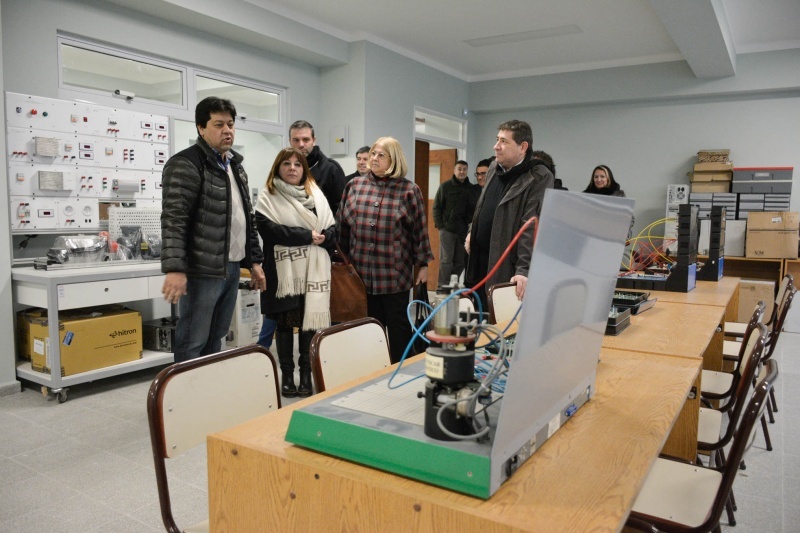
[370,150,389,161]
[475,171,487,177]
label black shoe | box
[281,373,297,398]
[297,371,313,397]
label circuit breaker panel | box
[6,92,169,233]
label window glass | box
[197,76,280,124]
[174,120,283,192]
[60,43,183,105]
[414,110,464,144]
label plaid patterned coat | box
[337,173,434,294]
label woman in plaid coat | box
[337,137,434,363]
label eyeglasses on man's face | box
[475,171,487,177]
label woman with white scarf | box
[255,148,336,398]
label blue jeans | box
[173,262,241,362]
[257,317,277,349]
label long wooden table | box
[207,281,739,532]
[602,279,738,460]
[645,278,740,321]
[602,300,725,368]
[208,349,700,533]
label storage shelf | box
[16,350,174,388]
[715,256,783,284]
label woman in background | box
[584,164,634,240]
[337,137,434,363]
[584,164,625,196]
[255,148,336,398]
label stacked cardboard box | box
[690,150,733,193]
[745,211,799,259]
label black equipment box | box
[143,316,178,352]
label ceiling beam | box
[99,0,349,67]
[648,0,736,78]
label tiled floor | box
[1,334,798,532]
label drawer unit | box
[58,276,149,309]
[147,274,167,298]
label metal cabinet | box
[11,263,173,400]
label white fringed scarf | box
[255,179,335,331]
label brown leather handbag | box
[329,241,368,323]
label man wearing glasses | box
[474,158,491,188]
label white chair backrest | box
[316,321,390,390]
[161,350,279,458]
[490,284,520,324]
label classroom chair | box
[701,302,765,413]
[723,285,795,448]
[626,358,779,533]
[309,317,391,392]
[147,345,281,533]
[724,274,793,338]
[487,281,520,324]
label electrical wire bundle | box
[387,217,536,441]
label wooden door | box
[419,146,457,291]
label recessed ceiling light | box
[464,24,582,47]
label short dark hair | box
[476,158,493,168]
[195,97,236,128]
[497,120,533,153]
[531,150,556,177]
[356,145,371,156]
[289,120,315,138]
[455,160,468,167]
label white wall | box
[0,0,19,395]
[364,42,469,179]
[320,41,367,175]
[471,50,800,236]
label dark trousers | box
[367,291,412,364]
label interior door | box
[426,148,457,291]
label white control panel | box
[5,92,170,233]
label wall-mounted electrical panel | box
[6,92,169,233]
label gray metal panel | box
[491,190,634,491]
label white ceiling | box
[242,0,800,81]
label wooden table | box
[647,277,740,321]
[208,349,701,533]
[603,300,724,367]
[602,299,728,460]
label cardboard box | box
[737,280,775,324]
[225,288,262,348]
[691,181,730,193]
[694,162,733,172]
[16,308,47,361]
[747,211,799,231]
[30,308,142,376]
[745,211,799,259]
[690,171,732,182]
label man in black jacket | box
[161,97,265,362]
[289,120,347,214]
[433,159,474,288]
